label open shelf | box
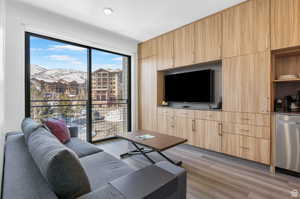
[273,78,300,83]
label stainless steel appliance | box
[276,114,300,172]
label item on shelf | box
[279,74,298,80]
[291,102,300,112]
[161,101,169,106]
[283,95,293,112]
[275,98,283,112]
[296,91,300,107]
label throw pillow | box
[27,127,91,198]
[42,118,71,143]
[21,117,42,143]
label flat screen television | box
[164,69,214,103]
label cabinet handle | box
[192,120,196,132]
[240,129,249,132]
[240,146,250,150]
[218,123,223,136]
[241,118,250,121]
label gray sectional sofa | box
[2,119,186,199]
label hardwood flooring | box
[96,139,300,199]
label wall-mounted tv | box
[164,69,214,103]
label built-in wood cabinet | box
[205,121,222,152]
[222,0,270,58]
[239,136,270,164]
[271,0,300,50]
[223,51,271,113]
[155,108,271,164]
[137,0,299,166]
[139,57,157,131]
[157,32,174,70]
[195,13,222,63]
[174,24,195,67]
[221,132,240,157]
[138,39,157,59]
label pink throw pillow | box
[43,119,71,143]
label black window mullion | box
[87,48,92,143]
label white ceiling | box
[11,0,246,42]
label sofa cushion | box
[3,132,58,199]
[80,152,134,190]
[65,137,103,158]
[21,117,42,143]
[27,127,91,198]
[42,119,71,143]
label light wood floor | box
[96,139,300,199]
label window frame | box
[25,32,132,142]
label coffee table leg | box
[131,142,156,164]
[157,151,182,166]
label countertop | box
[157,105,222,111]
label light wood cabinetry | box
[175,116,194,144]
[174,24,195,67]
[139,57,157,131]
[194,119,206,148]
[195,13,222,63]
[157,32,174,70]
[271,0,300,50]
[222,0,270,57]
[222,112,271,127]
[138,39,157,59]
[155,108,271,164]
[222,133,240,157]
[221,121,271,164]
[205,121,222,152]
[223,51,271,113]
[239,136,270,164]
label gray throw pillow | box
[21,117,42,143]
[27,127,91,198]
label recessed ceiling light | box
[103,8,114,15]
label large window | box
[25,33,131,142]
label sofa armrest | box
[68,126,78,137]
[78,163,186,199]
[77,184,126,199]
[155,161,187,199]
[110,163,180,199]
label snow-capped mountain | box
[31,64,87,84]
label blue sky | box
[30,36,124,71]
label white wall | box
[4,1,139,132]
[0,0,6,194]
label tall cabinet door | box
[174,24,195,67]
[223,51,270,113]
[205,121,222,152]
[157,32,174,70]
[175,116,194,144]
[194,119,207,148]
[195,13,222,63]
[222,0,270,57]
[271,0,300,50]
[139,57,157,131]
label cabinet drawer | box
[239,136,270,164]
[157,108,174,116]
[222,123,270,139]
[250,113,270,127]
[174,109,195,118]
[222,112,270,127]
[195,111,221,121]
[222,133,240,157]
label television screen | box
[164,69,214,103]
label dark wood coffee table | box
[117,131,187,166]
